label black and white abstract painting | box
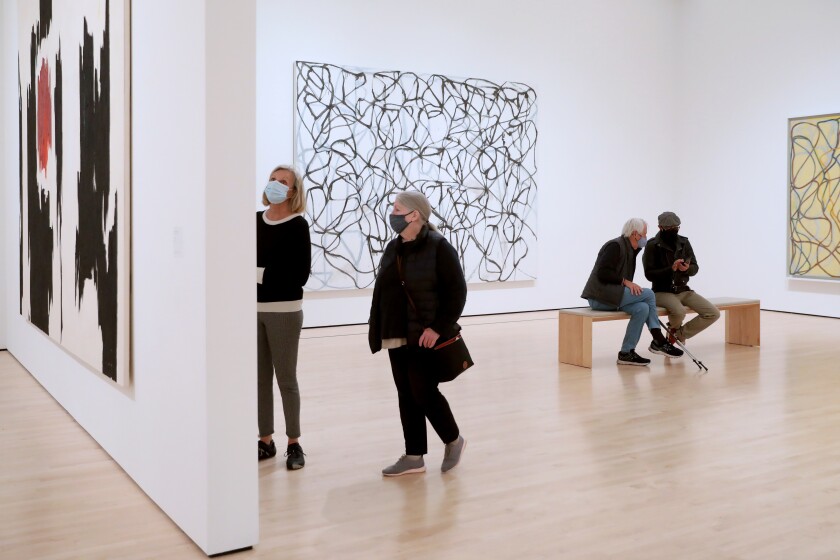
[18,0,130,385]
[294,61,538,290]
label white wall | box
[0,0,10,350]
[1,0,258,555]
[677,0,840,317]
[257,0,681,327]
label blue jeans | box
[589,287,659,353]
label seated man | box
[581,217,683,366]
[642,211,720,343]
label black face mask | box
[660,229,679,244]
[389,213,410,234]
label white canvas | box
[18,0,130,384]
[294,61,538,291]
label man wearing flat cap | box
[642,212,720,343]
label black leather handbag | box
[397,256,474,382]
[433,334,474,382]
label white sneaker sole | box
[382,465,426,477]
[617,359,650,366]
[649,348,684,359]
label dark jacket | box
[580,236,639,307]
[368,226,467,353]
[642,232,699,293]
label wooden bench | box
[558,297,760,368]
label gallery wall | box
[0,0,8,351]
[0,0,258,555]
[256,0,682,327]
[674,0,839,318]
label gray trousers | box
[654,291,720,340]
[257,311,303,438]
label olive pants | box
[654,291,720,340]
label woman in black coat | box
[369,190,468,476]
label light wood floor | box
[2,310,840,559]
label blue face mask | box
[264,180,289,204]
[637,235,648,248]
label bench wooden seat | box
[558,297,760,368]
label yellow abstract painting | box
[789,114,840,279]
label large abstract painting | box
[294,61,538,290]
[789,114,840,280]
[18,0,130,384]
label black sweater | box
[256,212,311,302]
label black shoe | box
[258,440,276,461]
[617,350,651,366]
[649,340,684,358]
[286,443,306,470]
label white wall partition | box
[0,0,11,350]
[676,0,840,317]
[257,0,681,327]
[0,0,258,555]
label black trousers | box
[388,345,459,455]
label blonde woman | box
[256,165,311,469]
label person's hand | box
[677,260,690,272]
[671,259,684,271]
[624,280,642,295]
[419,328,440,348]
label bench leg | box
[725,304,760,346]
[559,314,593,368]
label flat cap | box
[658,211,681,228]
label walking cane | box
[658,319,709,372]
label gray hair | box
[395,190,438,231]
[621,218,647,238]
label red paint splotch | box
[36,59,52,173]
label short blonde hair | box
[395,189,438,231]
[262,165,306,214]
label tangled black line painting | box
[294,61,538,290]
[18,0,130,384]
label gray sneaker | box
[441,436,466,473]
[382,455,425,477]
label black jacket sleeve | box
[368,274,382,353]
[681,239,699,277]
[429,240,467,336]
